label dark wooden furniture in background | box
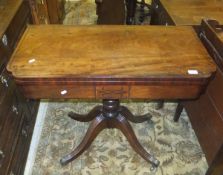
[125,0,136,24]
[7,25,215,169]
[125,0,152,24]
[150,0,223,26]
[0,0,39,174]
[28,0,64,24]
[184,19,223,175]
[96,0,125,24]
[150,1,223,174]
[27,0,146,25]
[28,0,126,25]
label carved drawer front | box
[18,84,95,99]
[96,86,129,99]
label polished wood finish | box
[15,83,205,100]
[8,25,215,84]
[129,85,203,99]
[184,20,223,175]
[151,0,223,26]
[7,25,216,167]
[7,25,216,102]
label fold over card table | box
[7,25,216,168]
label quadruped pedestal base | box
[60,99,160,168]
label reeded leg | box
[68,106,102,122]
[60,114,107,165]
[174,102,183,122]
[110,115,160,167]
[120,106,152,123]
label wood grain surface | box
[0,0,22,38]
[7,25,215,80]
[160,0,223,25]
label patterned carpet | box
[32,101,208,174]
[30,0,208,174]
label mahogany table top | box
[7,25,215,82]
[0,0,22,38]
[160,0,223,25]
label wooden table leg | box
[68,106,102,122]
[120,105,152,123]
[60,114,107,165]
[109,115,160,167]
[174,101,183,122]
[155,100,164,110]
[60,99,159,168]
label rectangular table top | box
[7,25,215,82]
[0,0,22,39]
[160,0,223,25]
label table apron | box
[16,83,205,100]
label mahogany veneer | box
[7,25,215,99]
[7,25,216,168]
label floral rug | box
[32,101,208,175]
